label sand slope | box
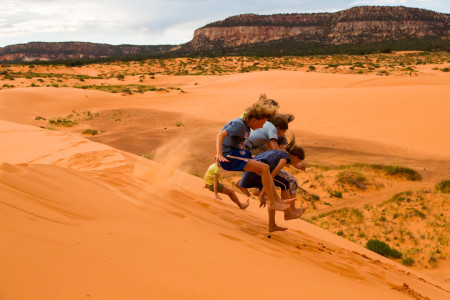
[1,68,449,299]
[0,120,448,299]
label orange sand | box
[1,69,449,299]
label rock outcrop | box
[184,6,449,50]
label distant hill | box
[0,42,174,63]
[0,6,448,63]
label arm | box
[271,159,287,178]
[216,130,229,162]
[213,174,222,201]
[265,139,281,151]
[258,187,267,208]
[258,159,287,207]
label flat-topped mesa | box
[0,42,174,62]
[187,6,449,50]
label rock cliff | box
[1,6,448,61]
[184,6,448,50]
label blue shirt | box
[252,150,290,171]
[244,121,278,149]
[221,118,250,156]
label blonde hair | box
[242,102,277,123]
[258,93,279,108]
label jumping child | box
[216,101,294,212]
[237,138,306,232]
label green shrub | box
[337,171,367,190]
[81,129,98,135]
[122,88,132,95]
[435,180,450,193]
[366,239,402,258]
[356,164,422,181]
[140,153,155,160]
[401,257,415,266]
[330,190,343,198]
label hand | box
[259,196,267,208]
[215,194,223,201]
[295,162,306,171]
[217,154,229,163]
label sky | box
[1,0,448,47]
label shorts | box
[220,149,251,171]
[277,170,298,195]
[239,172,290,191]
[207,182,224,193]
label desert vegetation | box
[1,51,449,91]
[302,187,449,268]
[223,162,448,269]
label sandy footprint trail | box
[0,120,448,299]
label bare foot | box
[240,199,250,210]
[284,209,305,220]
[269,224,288,232]
[280,197,296,204]
[293,207,306,216]
[268,201,290,211]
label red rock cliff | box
[186,6,448,50]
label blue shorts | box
[220,149,251,171]
[239,172,290,191]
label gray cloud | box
[0,0,448,47]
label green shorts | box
[207,183,224,193]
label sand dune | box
[1,71,449,158]
[0,120,448,299]
[1,68,449,299]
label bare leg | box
[288,190,307,215]
[222,186,249,210]
[244,159,289,211]
[234,179,250,196]
[280,190,304,220]
[268,209,287,232]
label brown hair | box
[242,102,277,123]
[270,114,295,130]
[285,135,305,160]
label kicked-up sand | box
[0,58,449,299]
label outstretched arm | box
[216,130,230,162]
[213,174,222,201]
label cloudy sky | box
[1,0,448,47]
